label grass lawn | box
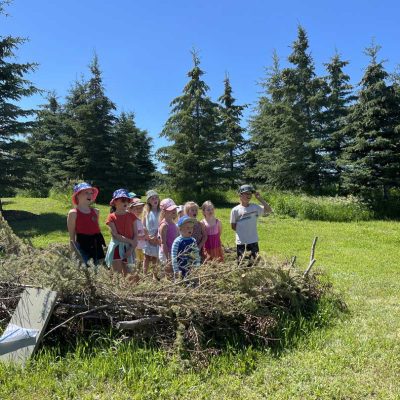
[1,197,400,399]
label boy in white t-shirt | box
[230,184,272,263]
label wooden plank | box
[0,287,58,365]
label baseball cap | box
[160,198,178,211]
[177,216,197,227]
[238,184,256,194]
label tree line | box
[1,15,400,205]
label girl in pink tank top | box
[201,201,224,262]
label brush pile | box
[0,214,339,355]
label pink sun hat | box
[160,198,178,211]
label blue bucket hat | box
[72,182,99,205]
[110,188,132,206]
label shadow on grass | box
[3,210,66,238]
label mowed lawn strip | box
[1,197,400,399]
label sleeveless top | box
[202,218,222,250]
[75,208,101,235]
[159,219,179,254]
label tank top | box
[75,208,101,235]
[159,219,179,254]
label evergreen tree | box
[281,25,327,192]
[322,53,354,190]
[109,112,155,193]
[248,51,305,188]
[157,51,221,194]
[63,55,116,196]
[341,44,400,200]
[218,75,247,188]
[0,11,39,197]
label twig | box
[304,237,318,277]
[43,304,109,338]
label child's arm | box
[254,192,272,215]
[198,222,208,250]
[67,209,77,244]
[159,223,169,259]
[108,222,136,247]
[230,208,237,231]
[171,238,180,274]
[131,219,138,250]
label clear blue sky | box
[3,0,400,157]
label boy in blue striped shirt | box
[171,216,201,279]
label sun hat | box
[238,184,256,194]
[160,198,178,211]
[177,215,197,227]
[129,198,145,207]
[109,188,132,206]
[72,182,99,205]
[146,190,159,201]
[128,192,141,199]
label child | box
[129,198,147,266]
[142,190,160,277]
[184,201,207,253]
[105,189,138,276]
[67,182,106,266]
[177,205,184,219]
[158,198,179,274]
[201,200,224,262]
[230,185,272,263]
[171,216,201,279]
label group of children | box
[67,183,272,281]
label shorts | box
[236,242,259,262]
[113,246,127,263]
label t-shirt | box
[106,212,137,238]
[230,203,264,245]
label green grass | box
[1,197,400,399]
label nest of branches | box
[0,214,339,357]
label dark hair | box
[110,205,116,213]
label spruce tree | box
[248,51,305,188]
[281,25,327,192]
[157,51,221,194]
[218,75,247,188]
[322,53,354,191]
[63,56,116,196]
[341,44,400,201]
[109,112,155,193]
[0,8,39,198]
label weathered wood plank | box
[0,287,58,365]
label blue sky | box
[3,0,400,157]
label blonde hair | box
[143,193,160,222]
[201,200,215,215]
[184,201,199,215]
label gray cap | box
[146,190,159,201]
[238,184,255,194]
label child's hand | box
[254,192,262,201]
[125,246,133,257]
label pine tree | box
[109,112,155,193]
[63,55,116,196]
[0,9,39,198]
[281,25,327,192]
[157,51,221,194]
[322,53,355,191]
[218,75,247,188]
[248,51,305,188]
[341,43,400,201]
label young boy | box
[230,184,272,263]
[171,216,201,279]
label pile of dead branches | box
[0,214,340,355]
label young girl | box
[142,190,161,277]
[129,198,147,266]
[184,201,207,252]
[105,189,138,276]
[158,198,179,274]
[201,200,224,262]
[67,182,106,265]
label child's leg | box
[112,259,124,274]
[237,244,246,264]
[143,254,150,275]
[247,243,259,259]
